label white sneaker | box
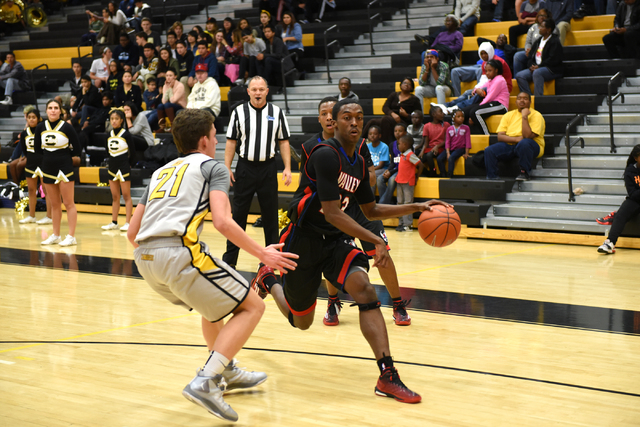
[101,222,119,230]
[36,216,52,224]
[430,103,448,115]
[41,234,61,245]
[182,372,238,421]
[221,359,267,391]
[119,223,129,232]
[449,105,460,112]
[0,96,12,105]
[19,216,36,224]
[597,239,615,254]
[58,235,77,247]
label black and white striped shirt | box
[226,101,290,162]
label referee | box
[223,76,292,269]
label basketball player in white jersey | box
[127,109,298,422]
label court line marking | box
[0,313,198,355]
[397,243,556,277]
[0,360,15,365]
[1,340,638,399]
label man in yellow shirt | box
[484,92,545,180]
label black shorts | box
[279,223,370,316]
[349,206,390,257]
[108,154,131,182]
[24,152,43,178]
[41,155,74,184]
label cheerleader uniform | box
[20,126,43,179]
[107,127,133,182]
[34,119,81,184]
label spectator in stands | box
[166,31,178,58]
[239,30,266,84]
[377,123,408,204]
[81,13,104,45]
[215,30,243,84]
[440,109,471,178]
[55,62,83,110]
[484,91,545,181]
[141,17,162,49]
[239,18,258,39]
[407,110,424,152]
[188,39,219,88]
[142,76,160,111]
[134,43,158,90]
[462,59,510,135]
[603,0,640,60]
[260,24,294,87]
[367,125,389,194]
[89,2,127,45]
[69,75,101,125]
[546,0,573,44]
[156,68,186,130]
[113,33,140,68]
[132,0,152,31]
[415,50,453,111]
[337,77,358,101]
[222,17,235,45]
[89,46,113,89]
[418,105,450,176]
[364,77,422,146]
[455,0,480,37]
[204,18,217,40]
[596,145,640,255]
[515,18,563,97]
[212,31,230,81]
[124,101,154,149]
[186,30,198,53]
[395,134,423,232]
[431,15,464,60]
[156,47,180,87]
[192,25,205,38]
[171,21,187,44]
[135,32,147,64]
[119,0,135,17]
[114,70,142,110]
[513,9,557,74]
[477,33,515,66]
[257,10,274,41]
[509,0,545,48]
[176,41,194,92]
[491,0,509,22]
[0,52,29,106]
[78,92,114,150]
[187,63,221,119]
[280,11,304,70]
[107,60,122,92]
[451,42,512,98]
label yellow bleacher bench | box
[302,33,314,47]
[16,46,93,70]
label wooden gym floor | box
[1,209,639,426]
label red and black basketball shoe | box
[596,211,616,225]
[323,296,342,326]
[250,263,276,299]
[375,367,422,403]
[392,299,412,326]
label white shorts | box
[134,238,250,322]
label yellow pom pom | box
[278,209,290,230]
[15,196,29,214]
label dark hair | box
[202,33,213,45]
[167,30,177,39]
[401,77,415,91]
[263,23,275,33]
[486,59,503,75]
[542,18,556,32]
[171,109,216,154]
[176,40,186,47]
[196,38,209,47]
[332,99,362,120]
[102,91,114,101]
[317,96,339,111]
[45,99,63,119]
[146,76,157,84]
[159,46,171,60]
[188,30,199,39]
[192,25,204,35]
[223,17,235,33]
[5,51,15,58]
[627,144,640,167]
[411,109,424,117]
[80,74,92,82]
[165,67,177,76]
[394,122,407,131]
[141,17,152,24]
[241,28,252,37]
[135,31,146,39]
[453,109,465,119]
[143,42,155,51]
[124,101,140,117]
[122,70,133,78]
[110,109,125,124]
[368,125,381,135]
[429,104,442,116]
[281,11,296,33]
[398,134,414,147]
[339,77,351,85]
[26,109,41,122]
[239,18,252,30]
[109,59,121,74]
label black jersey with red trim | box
[301,133,374,169]
[288,137,375,236]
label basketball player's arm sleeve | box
[201,161,230,195]
[312,149,341,202]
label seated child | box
[406,110,424,153]
[418,105,450,176]
[437,109,471,178]
[366,125,389,195]
[395,134,423,232]
[377,123,407,205]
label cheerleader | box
[18,109,52,224]
[101,108,134,231]
[35,99,81,246]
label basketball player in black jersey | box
[301,97,412,326]
[254,99,450,403]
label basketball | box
[417,206,461,247]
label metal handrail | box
[281,52,299,114]
[29,63,49,108]
[77,44,93,60]
[324,24,339,84]
[607,71,625,154]
[367,0,380,55]
[403,0,410,29]
[565,114,585,202]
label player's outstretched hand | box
[372,241,390,269]
[261,243,299,273]
[419,199,453,212]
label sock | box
[391,297,401,303]
[328,293,339,300]
[202,351,230,377]
[112,221,117,225]
[377,353,394,374]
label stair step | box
[531,168,625,179]
[553,145,635,156]
[481,216,610,234]
[542,156,627,169]
[586,114,640,125]
[506,192,625,205]
[578,124,640,133]
[492,202,620,221]
[518,179,627,195]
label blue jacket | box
[188,52,219,81]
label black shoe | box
[414,34,428,45]
[515,170,530,181]
[253,217,263,227]
[573,4,594,19]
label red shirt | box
[396,150,421,185]
[422,122,451,155]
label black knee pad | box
[351,300,381,311]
